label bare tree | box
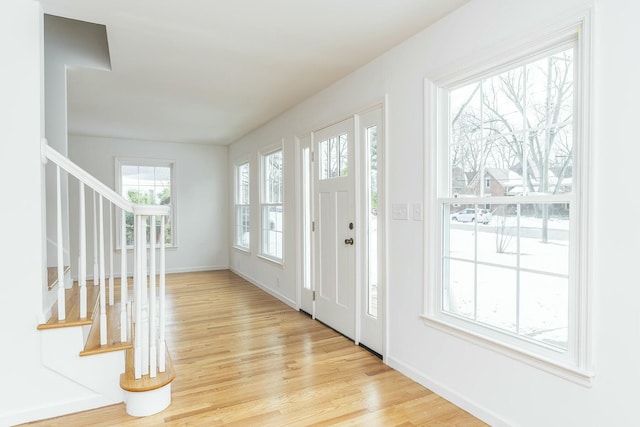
[450,48,574,243]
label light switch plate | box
[392,203,409,220]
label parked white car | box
[451,208,492,224]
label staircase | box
[38,139,175,417]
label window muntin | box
[118,161,175,247]
[438,45,576,353]
[235,162,250,249]
[261,148,283,261]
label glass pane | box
[526,48,574,127]
[263,205,283,259]
[366,126,378,317]
[138,166,155,186]
[264,151,283,203]
[303,148,311,289]
[519,203,569,275]
[525,126,573,195]
[237,163,250,204]
[236,206,250,247]
[483,66,525,135]
[549,125,573,194]
[121,165,139,189]
[447,203,477,262]
[451,82,482,145]
[156,184,170,205]
[478,204,517,268]
[520,272,568,349]
[155,166,171,184]
[329,136,338,178]
[477,265,517,332]
[319,140,329,180]
[339,133,348,176]
[444,259,475,319]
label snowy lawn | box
[445,215,569,348]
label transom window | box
[425,26,591,380]
[234,161,250,250]
[260,148,283,261]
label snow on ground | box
[446,215,569,348]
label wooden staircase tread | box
[80,301,132,356]
[37,284,100,330]
[120,347,175,392]
[47,265,71,290]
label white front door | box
[313,118,356,339]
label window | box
[319,133,348,179]
[260,148,283,261]
[234,161,250,250]
[117,159,175,247]
[425,24,591,381]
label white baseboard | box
[166,265,229,274]
[72,265,229,282]
[230,267,298,310]
[386,354,513,427]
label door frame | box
[295,100,387,359]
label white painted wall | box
[229,0,640,425]
[44,15,111,273]
[0,3,116,425]
[68,135,229,275]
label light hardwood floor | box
[25,270,486,426]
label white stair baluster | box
[159,216,166,372]
[56,165,66,320]
[109,203,114,306]
[99,195,107,346]
[79,182,87,318]
[93,191,99,285]
[141,216,149,376]
[120,208,128,342]
[149,215,157,378]
[134,214,142,379]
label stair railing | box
[42,139,169,379]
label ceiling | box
[39,0,469,145]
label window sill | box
[257,254,284,268]
[419,314,593,387]
[233,246,251,255]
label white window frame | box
[115,157,177,249]
[234,159,251,252]
[422,15,593,386]
[259,143,284,264]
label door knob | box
[344,238,354,245]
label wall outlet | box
[392,203,409,220]
[413,203,423,221]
